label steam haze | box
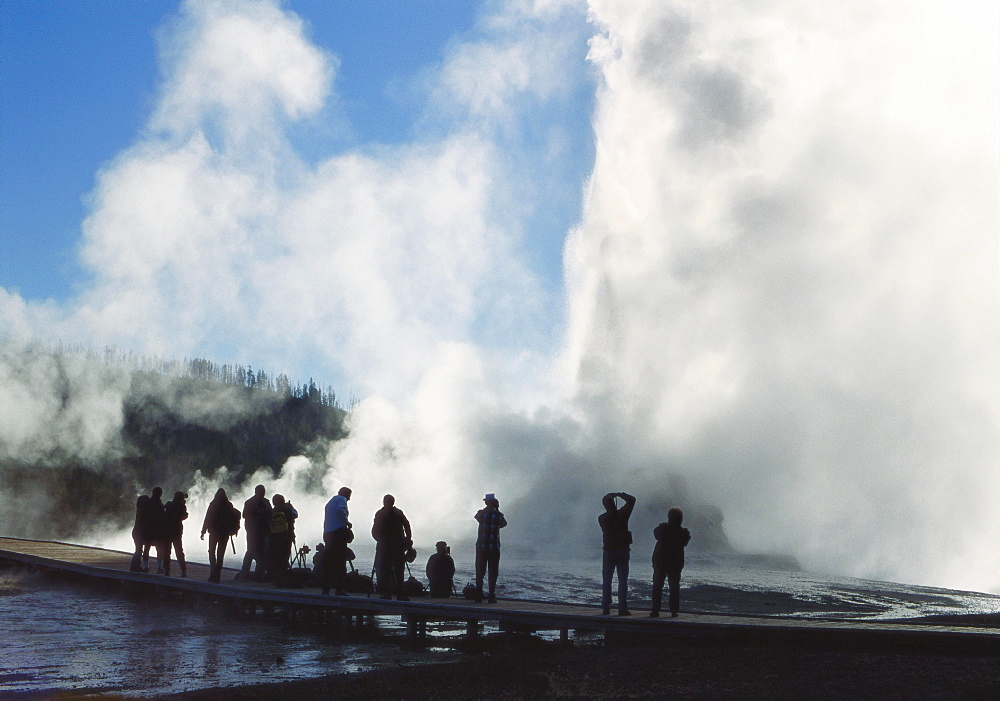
[1,0,997,592]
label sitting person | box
[425,541,456,598]
[312,542,327,573]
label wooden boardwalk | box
[2,536,999,652]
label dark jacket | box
[652,522,691,572]
[203,496,238,537]
[598,495,636,550]
[426,553,456,584]
[144,495,167,541]
[163,498,188,538]
[243,494,272,535]
[132,495,150,538]
[372,506,411,550]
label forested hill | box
[0,347,349,540]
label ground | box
[153,630,1000,700]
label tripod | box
[290,540,310,569]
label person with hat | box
[371,494,413,600]
[425,541,456,598]
[474,493,507,603]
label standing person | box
[201,488,239,583]
[239,485,272,582]
[129,493,150,572]
[425,541,456,598]
[599,491,636,616]
[321,487,353,596]
[650,507,692,618]
[266,494,298,584]
[146,487,168,575]
[371,494,412,600]
[474,493,507,604]
[163,491,189,577]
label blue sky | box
[1,0,592,306]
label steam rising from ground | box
[2,0,998,592]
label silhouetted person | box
[650,507,691,618]
[599,491,636,615]
[372,494,412,600]
[426,541,456,598]
[266,494,298,583]
[240,485,272,581]
[312,542,327,574]
[321,487,352,596]
[130,494,150,572]
[475,493,507,603]
[163,491,189,577]
[201,488,239,583]
[146,487,168,574]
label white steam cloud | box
[1,0,997,592]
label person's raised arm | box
[619,492,636,519]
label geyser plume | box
[563,0,999,588]
[1,0,997,592]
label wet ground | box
[3,555,1000,697]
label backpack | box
[224,505,241,536]
[270,509,289,535]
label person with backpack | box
[599,491,636,616]
[163,491,189,577]
[201,488,240,583]
[371,494,412,600]
[650,507,692,618]
[239,485,272,582]
[266,494,297,584]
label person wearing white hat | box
[474,493,507,603]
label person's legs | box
[616,551,630,613]
[254,533,269,579]
[208,534,221,582]
[130,531,144,572]
[163,539,173,576]
[154,540,167,574]
[475,549,487,594]
[487,551,500,601]
[601,550,614,613]
[173,536,187,576]
[214,537,227,581]
[392,553,406,599]
[241,531,254,578]
[376,547,392,597]
[320,531,347,594]
[650,566,666,616]
[667,569,682,615]
[331,532,348,594]
[142,542,151,571]
[270,536,291,582]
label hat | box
[484,493,496,501]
